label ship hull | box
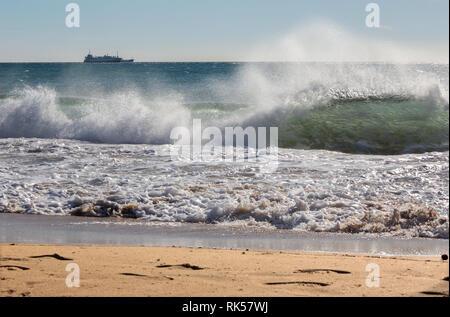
[84,60,134,63]
[83,54,135,63]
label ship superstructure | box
[84,52,134,63]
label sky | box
[0,0,448,62]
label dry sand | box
[0,244,448,297]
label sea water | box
[0,62,448,238]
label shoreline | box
[1,213,448,256]
[1,243,448,297]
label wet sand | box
[1,214,448,256]
[1,243,448,297]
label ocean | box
[0,62,448,240]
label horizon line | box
[0,60,449,64]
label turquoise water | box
[0,62,448,154]
[280,98,449,154]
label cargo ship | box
[84,52,134,63]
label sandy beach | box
[1,243,448,297]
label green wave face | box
[279,98,449,154]
[6,90,448,155]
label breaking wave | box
[0,63,448,154]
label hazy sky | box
[0,0,448,62]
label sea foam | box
[0,138,448,238]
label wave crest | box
[0,63,448,154]
[0,86,190,144]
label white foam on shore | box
[0,138,448,238]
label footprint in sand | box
[265,281,329,287]
[421,291,448,296]
[295,269,351,274]
[156,263,205,270]
[29,253,73,261]
[120,273,174,280]
[0,265,30,271]
[0,257,28,262]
